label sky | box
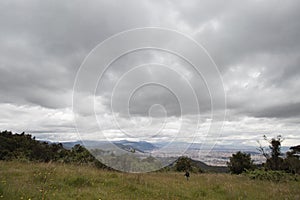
[1,0,300,148]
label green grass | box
[0,161,299,200]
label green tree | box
[288,145,300,159]
[227,151,254,174]
[0,131,107,169]
[285,145,300,174]
[175,156,192,172]
[258,135,284,170]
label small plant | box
[33,165,56,200]
[65,176,92,187]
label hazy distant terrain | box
[61,140,268,166]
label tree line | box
[227,135,300,175]
[0,130,108,169]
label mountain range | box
[59,139,291,153]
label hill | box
[0,161,299,200]
[166,156,228,173]
[189,158,229,173]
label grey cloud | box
[0,0,156,109]
[174,1,300,71]
[254,102,300,119]
[1,0,300,144]
[92,49,218,118]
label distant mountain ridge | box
[113,140,156,152]
[61,140,157,153]
[60,140,291,153]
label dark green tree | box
[285,145,300,174]
[0,130,108,169]
[227,151,254,174]
[288,145,300,159]
[175,156,192,172]
[258,135,284,170]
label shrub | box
[175,156,192,172]
[227,151,254,174]
[245,169,298,182]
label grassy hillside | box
[0,161,299,200]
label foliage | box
[258,135,300,174]
[0,130,107,169]
[289,145,300,157]
[267,135,284,170]
[175,156,192,172]
[227,151,254,174]
[284,145,300,174]
[245,169,298,182]
[0,130,67,162]
[258,135,284,170]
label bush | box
[227,151,254,174]
[175,156,192,172]
[245,169,298,182]
[0,130,109,169]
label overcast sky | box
[1,0,300,147]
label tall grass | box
[0,161,299,199]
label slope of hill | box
[0,161,299,200]
[168,156,228,173]
[190,158,229,173]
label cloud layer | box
[1,0,300,146]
